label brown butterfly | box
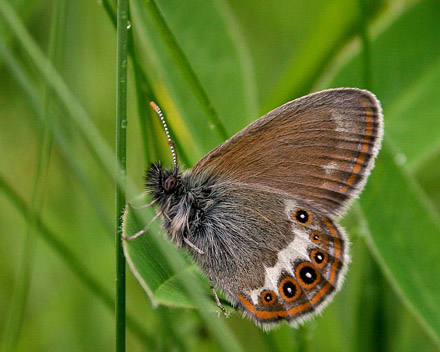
[134,88,383,328]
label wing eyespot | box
[310,231,329,250]
[310,231,322,244]
[260,290,277,305]
[279,277,301,302]
[292,208,312,225]
[295,262,321,289]
[310,249,328,268]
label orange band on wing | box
[288,301,312,316]
[322,218,342,261]
[329,258,340,284]
[238,263,340,320]
[311,282,332,305]
[321,218,342,283]
[333,238,341,259]
[340,99,374,193]
[238,284,334,320]
[237,293,256,313]
[322,217,338,237]
[237,294,286,319]
[237,294,313,320]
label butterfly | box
[133,88,383,328]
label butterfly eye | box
[278,277,301,302]
[260,290,277,305]
[163,176,178,193]
[292,208,312,225]
[295,262,321,289]
[310,249,328,268]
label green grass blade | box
[101,0,192,168]
[131,0,256,152]
[319,0,440,170]
[0,34,113,235]
[351,1,387,350]
[262,0,366,111]
[140,0,228,140]
[116,0,129,350]
[357,0,372,91]
[360,141,440,346]
[214,0,259,120]
[0,0,137,198]
[0,175,155,348]
[0,1,65,350]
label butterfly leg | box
[123,212,161,241]
[128,198,156,210]
[210,277,228,316]
[183,237,205,254]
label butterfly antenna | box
[150,101,178,170]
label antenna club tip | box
[149,101,160,112]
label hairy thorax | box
[146,162,294,294]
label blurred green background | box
[1,0,440,351]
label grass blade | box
[101,0,192,167]
[140,0,228,140]
[0,1,65,350]
[0,32,113,234]
[0,175,155,347]
[0,0,136,197]
[360,141,440,346]
[116,0,129,349]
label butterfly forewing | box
[192,88,383,216]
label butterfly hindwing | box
[183,180,347,327]
[232,200,348,326]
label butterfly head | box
[146,161,183,203]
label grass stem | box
[116,0,129,350]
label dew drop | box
[127,21,132,29]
